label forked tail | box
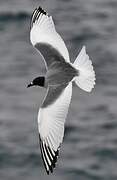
[73,46,96,92]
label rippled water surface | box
[0,0,117,180]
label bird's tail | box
[73,46,96,92]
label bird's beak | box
[27,82,33,88]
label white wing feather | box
[38,82,72,151]
[30,8,70,62]
[38,82,72,173]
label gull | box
[27,6,96,174]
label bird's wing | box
[30,6,70,69]
[38,82,72,174]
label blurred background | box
[0,0,117,179]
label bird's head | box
[27,76,45,88]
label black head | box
[27,76,45,88]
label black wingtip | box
[47,170,49,175]
[39,135,61,175]
[38,6,47,15]
[30,6,48,29]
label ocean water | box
[0,0,117,180]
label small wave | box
[94,148,117,160]
[62,168,102,179]
[0,151,41,168]
[0,12,30,22]
[101,121,117,130]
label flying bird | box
[27,6,96,174]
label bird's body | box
[45,61,77,86]
[28,6,96,174]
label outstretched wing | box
[38,82,72,174]
[30,6,70,69]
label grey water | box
[0,0,117,179]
